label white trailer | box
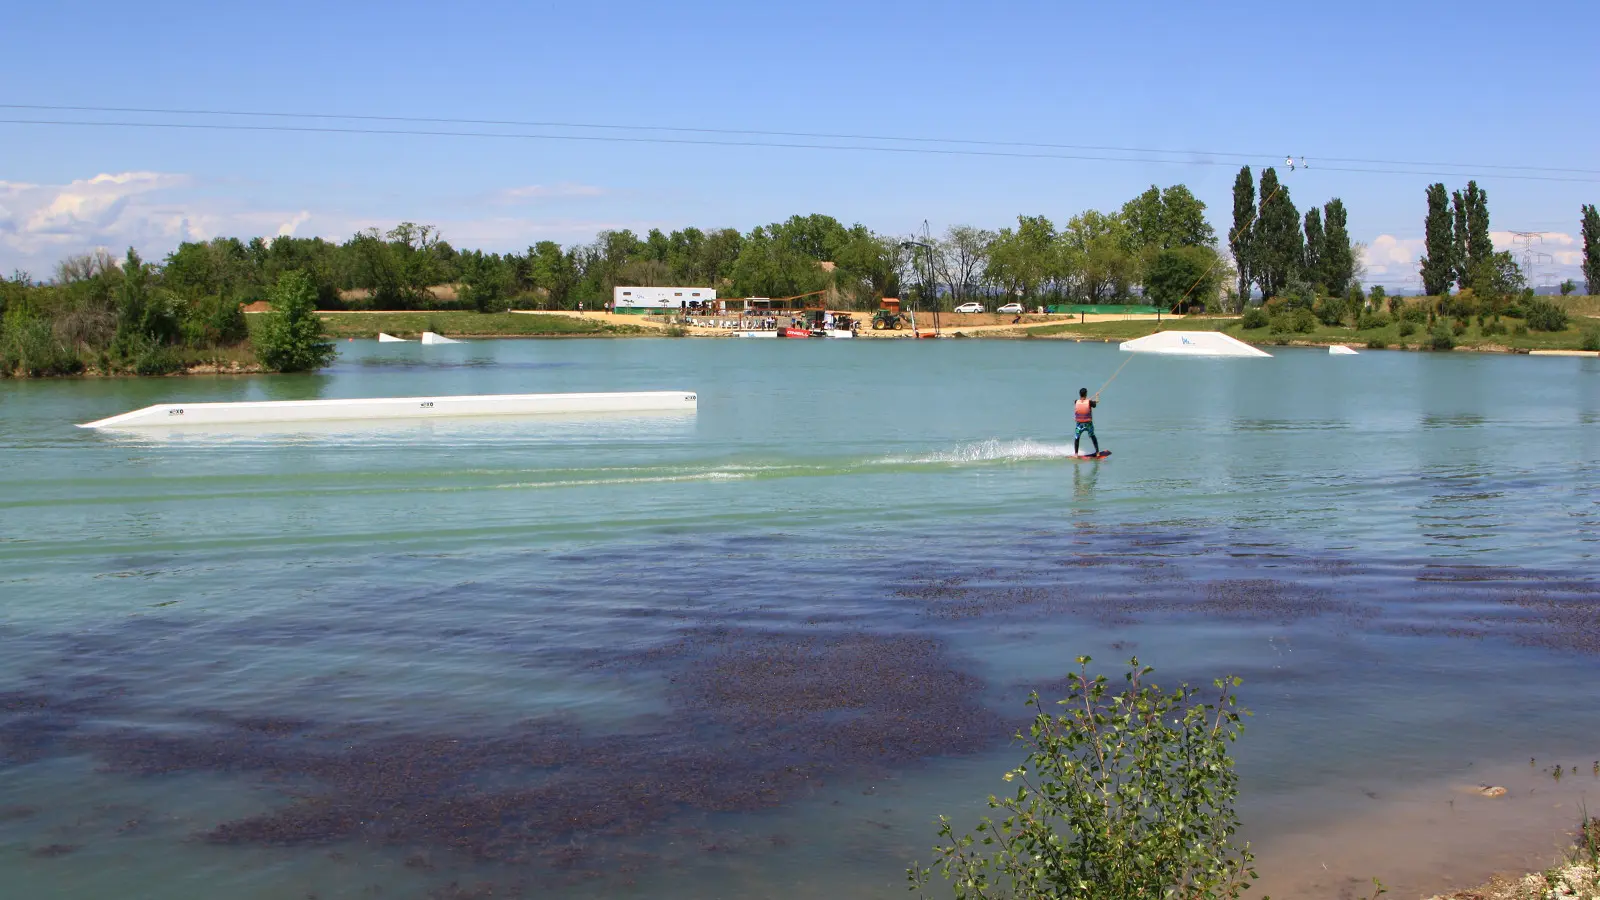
[613,286,716,313]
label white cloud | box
[23,172,187,236]
[1362,231,1586,286]
[496,182,607,203]
[277,211,312,237]
[1362,234,1425,278]
[0,171,661,277]
[1491,230,1576,251]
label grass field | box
[304,311,649,339]
[1027,315,1600,352]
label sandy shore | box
[1249,757,1599,899]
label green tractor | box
[871,299,907,330]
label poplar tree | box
[1229,167,1256,308]
[1419,183,1455,296]
[1452,181,1491,290]
[1302,208,1325,290]
[1582,204,1600,294]
[1321,199,1355,297]
[1252,168,1302,301]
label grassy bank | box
[301,311,649,339]
[1027,316,1600,353]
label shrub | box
[1511,323,1529,337]
[1365,339,1389,349]
[252,271,338,373]
[132,344,184,376]
[1429,323,1456,351]
[664,324,688,337]
[1271,307,1317,334]
[1400,304,1430,324]
[1524,298,1569,332]
[1,316,84,377]
[1314,296,1345,326]
[1398,320,1417,338]
[1481,318,1506,337]
[1240,307,1269,329]
[910,658,1258,900]
[1582,328,1600,352]
[1356,311,1389,330]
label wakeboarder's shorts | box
[1075,422,1095,438]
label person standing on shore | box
[1073,388,1100,457]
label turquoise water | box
[2,339,1598,898]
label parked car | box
[997,302,1024,314]
[953,302,984,314]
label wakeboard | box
[1072,450,1112,460]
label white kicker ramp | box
[377,333,410,342]
[420,331,462,344]
[1329,345,1359,355]
[80,391,698,429]
[1119,330,1272,358]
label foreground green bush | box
[910,658,1257,900]
[1240,307,1268,329]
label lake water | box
[2,338,1598,899]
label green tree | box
[113,248,178,356]
[910,657,1258,900]
[527,241,577,308]
[460,253,509,313]
[1120,184,1215,252]
[1229,167,1256,309]
[1451,182,1491,291]
[1060,211,1134,303]
[730,225,829,298]
[1252,168,1301,300]
[1582,204,1599,294]
[1560,279,1576,296]
[1145,246,1219,313]
[1468,250,1525,314]
[988,215,1059,303]
[1420,183,1456,296]
[253,270,337,372]
[1302,207,1325,289]
[1321,198,1355,297]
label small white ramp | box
[420,331,462,345]
[1119,331,1271,358]
[1329,345,1359,355]
[377,333,410,343]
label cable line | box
[2,103,1597,178]
[4,116,1598,184]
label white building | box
[612,286,717,314]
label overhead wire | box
[2,105,1598,182]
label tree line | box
[7,181,1247,319]
[1228,166,1358,304]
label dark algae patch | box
[28,628,1000,885]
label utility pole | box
[900,238,938,337]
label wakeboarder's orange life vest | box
[1074,398,1093,423]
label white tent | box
[1329,345,1359,355]
[377,333,410,343]
[420,331,462,345]
[1119,331,1271,358]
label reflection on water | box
[1,339,1597,898]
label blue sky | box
[3,0,1596,285]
